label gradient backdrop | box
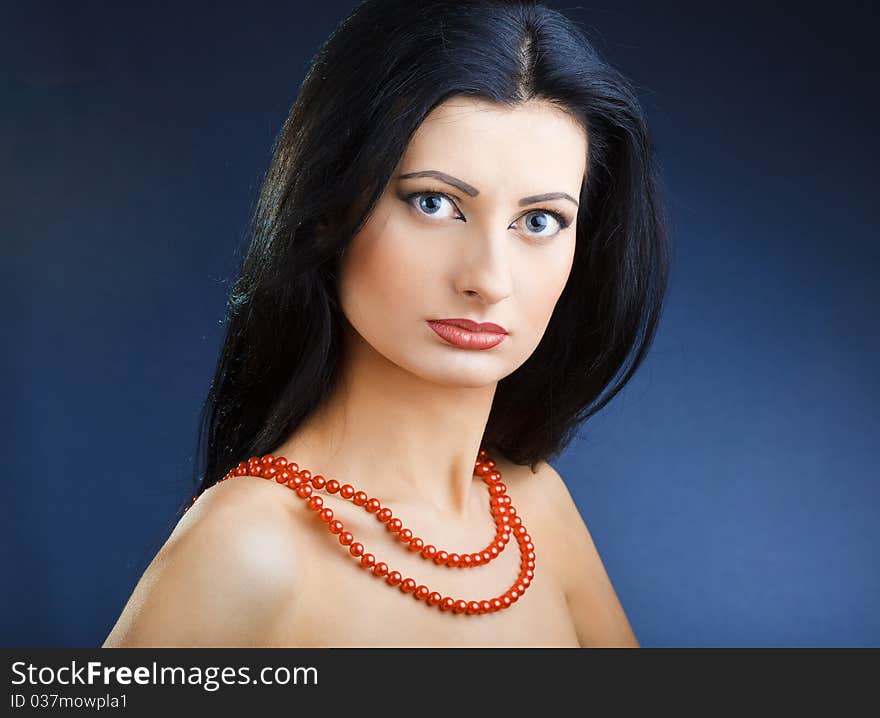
[3,1,877,647]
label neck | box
[270,322,497,521]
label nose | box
[453,224,513,304]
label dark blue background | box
[3,1,877,647]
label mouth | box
[428,318,508,334]
[426,319,508,350]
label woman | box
[103,0,669,648]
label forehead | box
[400,97,588,195]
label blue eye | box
[403,190,571,239]
[521,210,567,238]
[407,192,462,220]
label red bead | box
[275,457,288,466]
[387,518,402,533]
[453,600,467,614]
[491,598,503,611]
[329,520,344,534]
[421,545,437,559]
[319,508,334,522]
[482,551,492,562]
[427,592,442,606]
[400,578,416,593]
[386,571,402,587]
[460,554,473,567]
[260,454,275,464]
[326,479,340,493]
[377,508,392,522]
[353,491,368,506]
[307,495,324,511]
[349,542,364,557]
[339,531,354,546]
[408,537,424,552]
[264,467,278,480]
[360,553,376,568]
[373,562,389,577]
[296,483,312,498]
[311,474,327,489]
[398,528,413,543]
[466,601,480,615]
[440,597,455,612]
[339,484,355,499]
[366,498,381,513]
[414,585,430,601]
[480,600,492,614]
[433,550,449,565]
[446,553,461,567]
[299,469,312,482]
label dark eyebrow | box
[517,192,579,208]
[397,170,579,208]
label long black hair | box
[187,0,671,509]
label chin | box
[404,360,505,389]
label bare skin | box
[251,455,578,648]
[103,97,639,647]
[102,452,637,647]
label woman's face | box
[337,96,588,388]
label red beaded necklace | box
[185,447,535,615]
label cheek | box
[520,240,575,329]
[339,215,431,325]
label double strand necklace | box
[185,447,536,615]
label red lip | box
[429,318,508,334]
[426,319,508,350]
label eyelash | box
[402,190,572,238]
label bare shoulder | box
[102,475,304,648]
[500,456,640,648]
